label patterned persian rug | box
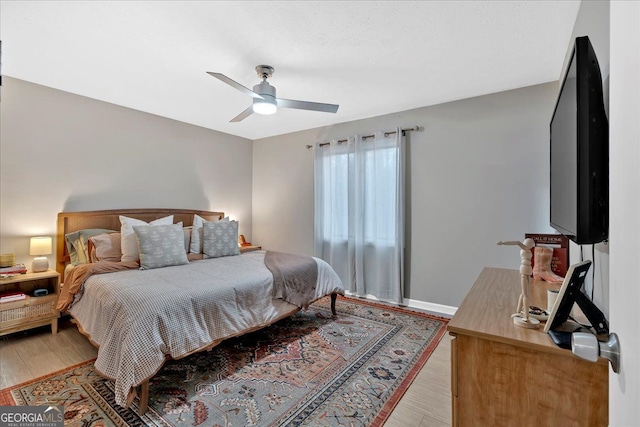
[1,296,447,427]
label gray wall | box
[0,77,254,266]
[253,82,558,307]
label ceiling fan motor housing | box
[253,81,276,98]
[253,81,277,110]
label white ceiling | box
[0,1,580,140]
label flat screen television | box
[550,36,608,244]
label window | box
[314,130,405,303]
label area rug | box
[0,295,448,427]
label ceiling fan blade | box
[277,98,339,113]
[206,72,264,99]
[230,105,254,122]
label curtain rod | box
[305,126,420,149]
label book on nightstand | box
[0,290,27,303]
[0,263,28,276]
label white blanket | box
[68,251,343,407]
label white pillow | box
[120,215,174,261]
[189,214,228,254]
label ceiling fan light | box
[253,101,277,115]
[252,94,277,115]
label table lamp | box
[30,236,52,272]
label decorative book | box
[525,233,570,278]
[0,263,28,275]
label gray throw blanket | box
[264,250,318,309]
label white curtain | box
[314,128,405,303]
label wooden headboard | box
[56,208,224,279]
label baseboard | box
[403,298,457,317]
[343,291,457,317]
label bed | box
[55,208,343,415]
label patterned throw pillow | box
[189,214,229,254]
[202,220,240,258]
[120,215,174,261]
[183,226,192,252]
[133,224,189,270]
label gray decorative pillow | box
[120,214,173,262]
[203,220,240,258]
[183,226,192,252]
[189,215,229,254]
[133,224,189,270]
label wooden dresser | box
[448,267,608,427]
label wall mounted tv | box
[550,36,608,244]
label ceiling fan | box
[207,65,339,122]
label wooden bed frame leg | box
[139,380,149,415]
[331,292,338,316]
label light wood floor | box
[0,316,452,426]
[385,331,452,427]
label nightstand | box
[240,245,262,253]
[0,270,60,336]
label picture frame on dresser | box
[543,260,609,339]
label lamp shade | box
[29,236,52,256]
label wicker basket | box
[0,296,57,330]
[2,300,50,321]
[0,253,15,268]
